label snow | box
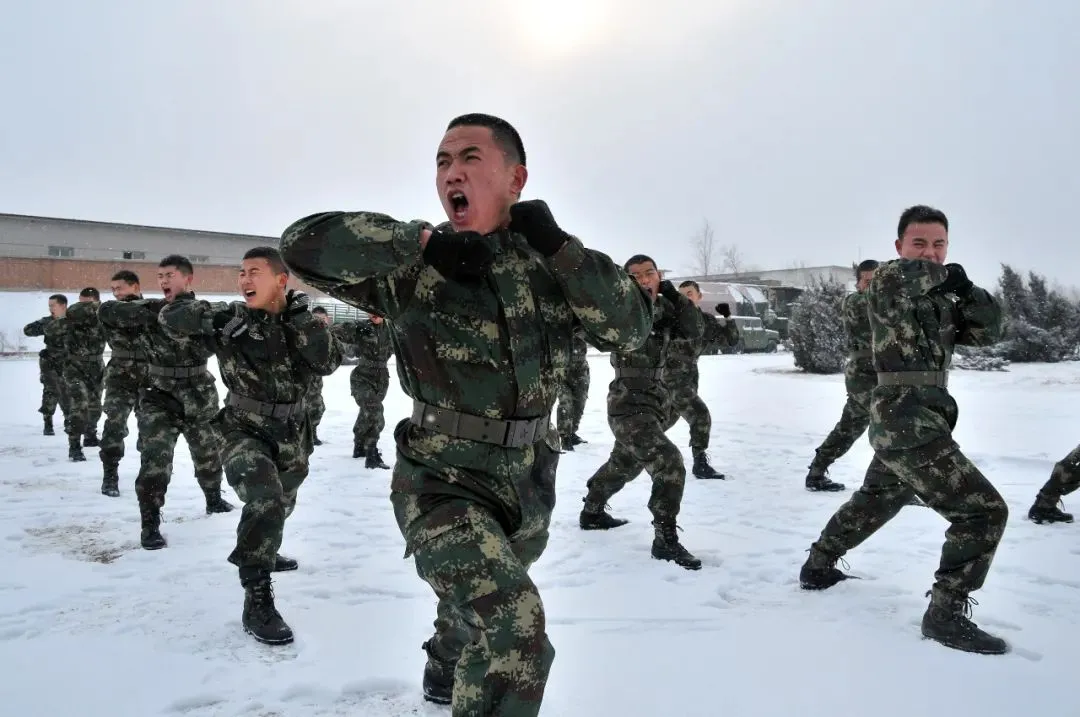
[1,352,1078,716]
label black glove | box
[658,280,682,302]
[715,302,731,317]
[423,229,493,281]
[940,263,973,295]
[509,200,569,257]
[212,311,248,340]
[284,290,311,318]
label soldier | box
[24,294,69,436]
[307,305,331,446]
[663,279,740,479]
[1027,452,1080,524]
[98,271,148,496]
[333,313,394,468]
[62,288,107,461]
[98,255,234,551]
[279,113,650,715]
[803,260,879,492]
[556,331,590,450]
[579,255,705,570]
[160,247,341,645]
[798,205,1010,655]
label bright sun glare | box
[513,0,615,59]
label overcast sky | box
[1,0,1077,288]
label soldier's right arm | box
[278,212,432,320]
[158,297,236,346]
[23,317,50,336]
[98,298,165,329]
[64,301,96,325]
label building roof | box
[0,211,275,242]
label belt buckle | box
[504,419,530,448]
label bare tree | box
[721,244,747,277]
[689,219,717,276]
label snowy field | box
[1,350,1079,716]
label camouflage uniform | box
[23,315,70,435]
[1029,449,1080,524]
[805,290,875,491]
[160,291,341,644]
[582,285,705,569]
[556,333,590,448]
[334,319,395,467]
[280,209,650,717]
[800,259,1009,654]
[97,294,149,496]
[98,295,232,551]
[662,308,739,479]
[62,301,106,460]
[305,373,326,445]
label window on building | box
[122,250,146,260]
[189,255,210,263]
[48,245,74,258]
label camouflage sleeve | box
[954,286,1004,347]
[543,238,653,353]
[284,310,343,376]
[23,317,49,336]
[278,211,433,319]
[668,290,705,339]
[158,297,234,344]
[713,315,740,348]
[98,298,163,329]
[867,258,947,325]
[64,301,96,325]
[841,293,860,336]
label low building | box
[674,265,856,291]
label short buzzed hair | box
[447,113,526,166]
[243,246,289,275]
[679,280,700,292]
[623,254,657,272]
[897,205,948,239]
[856,259,879,275]
[80,287,100,300]
[112,270,140,284]
[49,294,67,305]
[160,255,194,276]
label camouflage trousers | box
[1036,443,1080,500]
[306,385,325,435]
[351,367,389,452]
[134,382,223,508]
[811,395,870,470]
[556,359,590,437]
[219,410,311,577]
[584,410,686,523]
[665,369,711,452]
[391,422,558,717]
[811,441,1009,599]
[38,358,69,421]
[64,358,104,438]
[99,359,147,466]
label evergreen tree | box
[789,275,847,374]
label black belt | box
[354,359,388,368]
[226,392,304,419]
[111,349,148,361]
[877,370,948,388]
[410,400,548,448]
[614,367,663,379]
[850,348,873,359]
[149,363,207,378]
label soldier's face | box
[896,222,948,264]
[158,265,192,302]
[627,261,660,299]
[48,299,64,317]
[370,314,384,325]
[238,258,288,311]
[78,295,96,303]
[313,312,330,326]
[436,125,527,234]
[856,271,874,291]
[111,280,139,299]
[680,286,702,305]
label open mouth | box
[447,190,469,222]
[162,288,173,299]
[243,289,257,299]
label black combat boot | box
[651,520,701,570]
[68,435,85,462]
[101,463,120,497]
[353,444,365,459]
[805,463,845,492]
[1028,492,1073,524]
[82,430,99,447]
[43,416,54,436]
[799,545,855,589]
[139,501,166,550]
[365,447,390,470]
[273,554,299,572]
[420,638,454,705]
[241,572,294,645]
[579,499,629,530]
[921,588,1008,654]
[692,451,725,479]
[204,488,234,514]
[569,433,586,446]
[559,434,575,452]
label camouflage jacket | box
[23,315,68,366]
[159,295,342,423]
[101,295,146,357]
[665,308,739,377]
[98,296,216,392]
[333,319,394,372]
[867,258,1003,450]
[609,292,704,419]
[63,301,107,366]
[842,290,875,401]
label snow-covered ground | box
[1,352,1078,716]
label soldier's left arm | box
[670,290,705,339]
[157,294,235,349]
[64,301,96,325]
[543,241,652,353]
[954,285,1004,347]
[284,310,343,376]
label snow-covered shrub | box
[789,276,847,374]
